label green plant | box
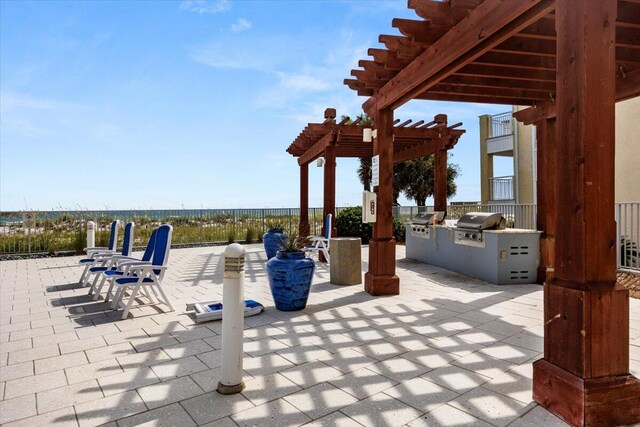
[620,236,639,267]
[245,227,257,244]
[266,222,286,232]
[335,206,405,243]
[227,230,235,243]
[278,229,306,253]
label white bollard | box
[87,221,96,250]
[217,243,246,394]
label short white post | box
[87,221,96,251]
[217,243,246,394]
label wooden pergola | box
[287,108,464,244]
[344,0,640,425]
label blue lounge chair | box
[89,228,157,301]
[306,213,331,262]
[78,220,119,284]
[107,224,173,319]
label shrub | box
[335,206,405,243]
[245,227,257,244]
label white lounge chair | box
[306,213,331,262]
[107,224,173,319]
[78,220,119,284]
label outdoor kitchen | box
[406,212,541,285]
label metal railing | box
[490,111,513,138]
[3,203,638,272]
[488,176,515,201]
[617,202,640,272]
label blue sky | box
[0,0,510,211]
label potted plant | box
[266,230,315,311]
[263,222,287,259]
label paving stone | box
[195,349,222,369]
[117,348,171,369]
[0,394,37,424]
[231,398,311,427]
[162,339,213,359]
[35,351,88,374]
[66,358,124,384]
[103,328,149,346]
[0,360,33,382]
[171,325,216,343]
[74,389,147,427]
[181,390,254,425]
[3,406,78,427]
[279,361,343,388]
[509,405,570,426]
[328,367,397,400]
[98,366,160,396]
[477,343,539,365]
[8,343,59,364]
[407,403,493,427]
[277,344,332,365]
[59,336,107,354]
[242,353,295,377]
[243,337,290,357]
[482,371,534,404]
[199,416,240,427]
[1,338,33,353]
[368,356,431,382]
[384,376,458,413]
[340,392,423,427]
[241,372,301,405]
[116,402,197,427]
[130,335,179,352]
[137,375,203,409]
[318,348,377,374]
[303,411,363,427]
[448,387,531,427]
[422,364,492,393]
[5,369,67,399]
[37,379,104,413]
[150,355,209,381]
[283,382,358,420]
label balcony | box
[486,112,514,155]
[489,175,514,201]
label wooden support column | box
[365,107,399,295]
[320,142,337,264]
[533,117,556,283]
[299,163,310,238]
[433,114,449,215]
[532,1,640,426]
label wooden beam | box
[473,50,556,70]
[441,74,556,92]
[363,0,555,113]
[456,63,556,81]
[434,148,448,213]
[299,164,310,237]
[417,91,538,105]
[393,141,436,163]
[297,131,334,166]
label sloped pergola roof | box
[286,114,465,165]
[344,0,639,109]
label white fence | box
[617,202,640,271]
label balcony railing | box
[489,176,514,201]
[490,111,513,138]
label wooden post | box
[533,117,556,283]
[299,163,310,238]
[323,143,337,238]
[532,1,640,426]
[365,107,399,295]
[434,114,448,215]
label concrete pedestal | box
[330,238,362,285]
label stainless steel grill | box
[409,212,445,239]
[455,212,506,247]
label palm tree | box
[398,155,460,206]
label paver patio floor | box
[1,245,639,426]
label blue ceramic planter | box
[267,251,315,311]
[263,230,287,260]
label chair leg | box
[87,273,100,295]
[121,286,140,320]
[92,275,108,301]
[79,265,90,284]
[155,284,174,312]
[110,286,123,309]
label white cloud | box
[179,0,230,14]
[0,91,82,113]
[231,18,252,33]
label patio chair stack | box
[81,221,135,288]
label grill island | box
[406,212,541,285]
